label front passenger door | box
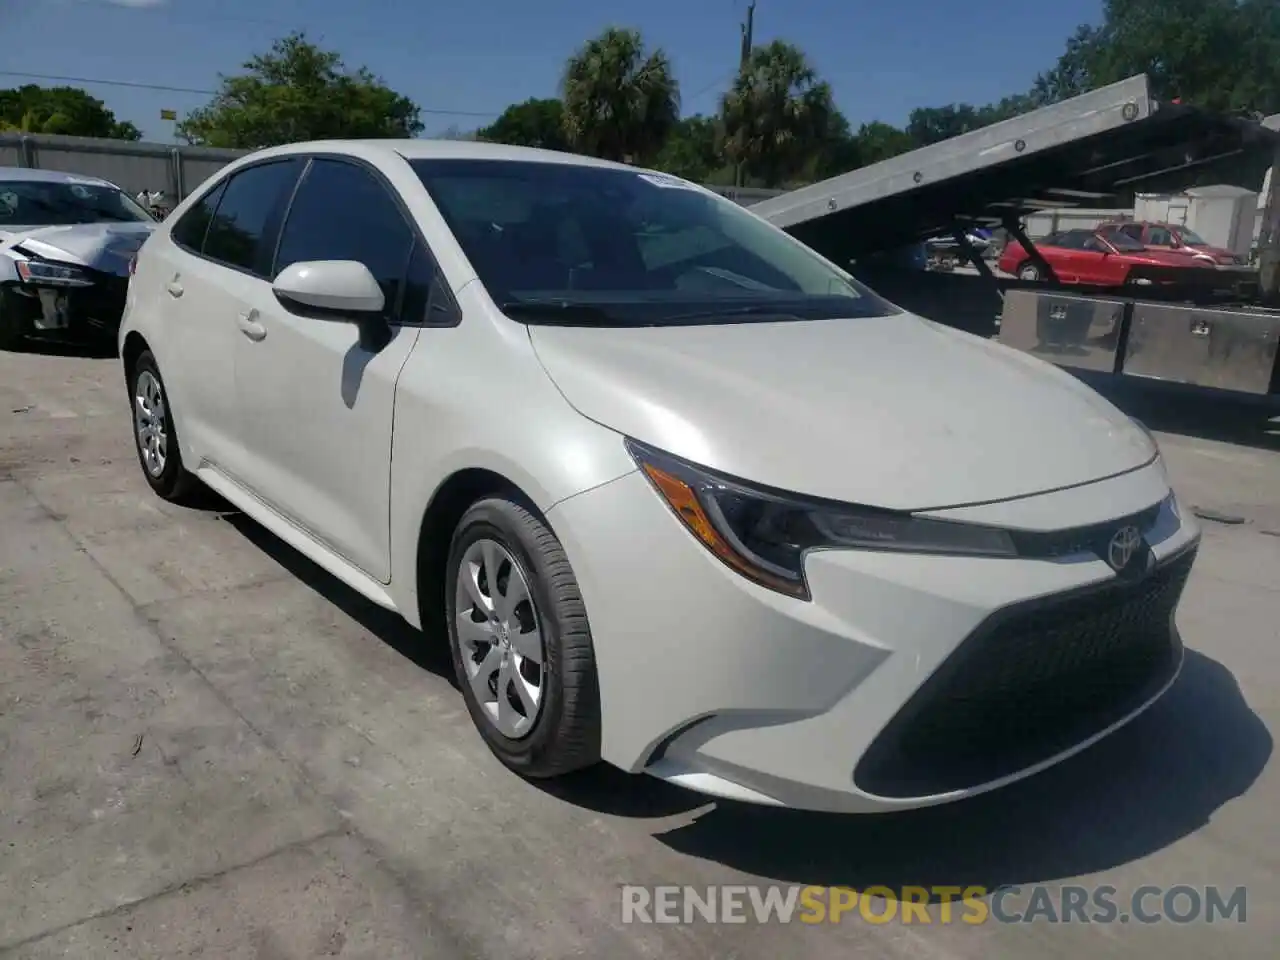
[231,157,430,583]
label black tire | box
[1017,261,1043,282]
[0,287,29,351]
[127,350,199,502]
[446,496,601,778]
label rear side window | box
[202,160,303,275]
[274,158,414,315]
[171,179,226,252]
[1051,231,1089,250]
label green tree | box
[561,27,680,164]
[652,115,725,181]
[904,94,1039,148]
[177,33,423,148]
[477,98,568,151]
[718,41,839,187]
[0,85,142,140]
[850,121,916,166]
[1033,0,1280,114]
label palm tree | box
[561,27,680,164]
[719,41,837,187]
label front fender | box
[384,304,638,626]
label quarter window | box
[202,160,303,275]
[170,179,226,252]
[274,159,415,317]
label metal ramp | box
[751,75,1279,261]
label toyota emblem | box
[1107,525,1143,571]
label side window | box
[274,158,415,317]
[170,179,226,253]
[203,160,303,275]
[1148,226,1173,246]
[1054,232,1087,250]
[1119,224,1144,241]
[1083,236,1108,252]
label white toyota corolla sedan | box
[118,139,1200,813]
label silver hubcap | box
[454,539,546,739]
[1019,265,1039,280]
[134,370,168,478]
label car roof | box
[234,138,644,173]
[0,166,118,187]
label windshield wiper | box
[658,304,809,323]
[499,300,616,325]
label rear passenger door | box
[231,156,450,583]
[157,158,304,473]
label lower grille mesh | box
[854,549,1196,798]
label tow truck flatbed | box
[751,75,1278,260]
[749,75,1280,399]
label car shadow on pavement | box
[220,510,456,682]
[4,336,118,360]
[641,650,1271,894]
[1075,372,1280,452]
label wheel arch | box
[121,330,150,379]
[413,467,539,642]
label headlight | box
[626,439,1016,600]
[15,259,94,288]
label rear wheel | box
[446,496,601,778]
[1017,261,1043,282]
[0,287,29,351]
[128,350,199,502]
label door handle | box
[166,280,184,298]
[237,309,267,341]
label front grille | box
[854,548,1196,798]
[72,270,129,328]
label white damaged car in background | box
[0,167,157,351]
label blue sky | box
[9,0,1104,141]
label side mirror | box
[273,260,392,351]
[273,260,385,314]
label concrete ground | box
[1,343,1277,959]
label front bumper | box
[4,269,128,338]
[547,457,1200,813]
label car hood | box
[529,312,1157,510]
[0,221,154,277]
[1186,244,1239,262]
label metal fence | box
[0,132,783,207]
[0,133,246,203]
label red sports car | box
[998,228,1215,286]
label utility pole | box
[739,1,755,68]
[734,1,756,190]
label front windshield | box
[1177,226,1208,246]
[0,179,154,227]
[410,158,896,326]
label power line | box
[0,70,501,118]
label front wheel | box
[446,496,602,778]
[128,350,199,502]
[1017,261,1043,282]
